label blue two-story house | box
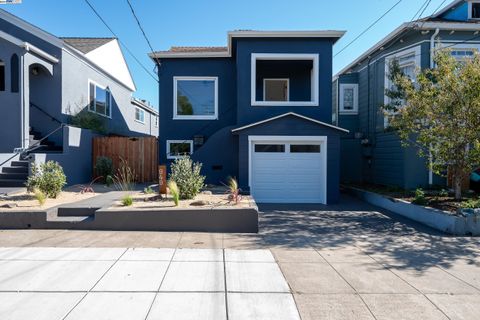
[151,30,348,204]
[333,0,480,190]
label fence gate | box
[92,136,158,183]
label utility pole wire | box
[125,0,156,55]
[83,0,159,83]
[334,0,403,58]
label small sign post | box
[158,165,167,194]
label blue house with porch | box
[151,31,348,204]
[333,0,480,190]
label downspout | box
[20,54,26,150]
[428,28,440,186]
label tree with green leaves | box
[384,51,480,200]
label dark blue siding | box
[158,58,237,183]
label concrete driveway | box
[0,194,479,319]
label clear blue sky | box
[2,0,449,109]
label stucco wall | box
[0,38,23,152]
[32,126,100,185]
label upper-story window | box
[339,84,358,114]
[173,76,218,120]
[384,46,421,127]
[0,59,5,91]
[450,48,476,61]
[154,116,158,128]
[251,53,319,107]
[135,106,145,123]
[89,80,111,117]
[469,1,480,19]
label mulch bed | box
[346,183,479,214]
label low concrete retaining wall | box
[0,206,259,233]
[346,187,479,236]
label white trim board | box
[231,112,349,133]
[173,76,218,120]
[251,53,319,107]
[248,135,328,204]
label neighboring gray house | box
[333,0,480,190]
[0,9,158,185]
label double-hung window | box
[384,46,421,127]
[173,77,218,120]
[339,84,358,114]
[89,80,111,117]
[135,107,145,123]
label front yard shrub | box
[167,180,180,206]
[462,198,480,209]
[95,157,114,183]
[26,161,67,198]
[33,188,46,206]
[113,158,136,191]
[143,186,155,194]
[69,110,107,134]
[121,195,133,206]
[225,176,242,204]
[412,188,428,205]
[169,156,205,200]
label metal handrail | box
[30,102,63,124]
[27,123,66,152]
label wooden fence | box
[92,136,158,183]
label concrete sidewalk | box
[0,247,300,320]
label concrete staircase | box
[28,127,63,153]
[0,160,29,187]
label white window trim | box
[134,106,145,124]
[339,83,358,115]
[247,135,328,204]
[469,1,480,20]
[383,46,421,127]
[251,53,319,107]
[88,79,112,118]
[262,78,290,102]
[173,76,218,120]
[166,140,193,160]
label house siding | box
[157,58,237,183]
[337,27,476,189]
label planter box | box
[0,203,259,233]
[346,187,480,236]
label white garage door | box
[250,137,327,204]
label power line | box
[334,0,403,58]
[411,0,432,21]
[125,0,156,56]
[83,0,158,83]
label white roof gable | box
[85,39,136,91]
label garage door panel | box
[251,139,326,204]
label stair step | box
[2,166,29,174]
[0,179,26,187]
[11,161,29,168]
[29,145,63,152]
[0,172,28,180]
